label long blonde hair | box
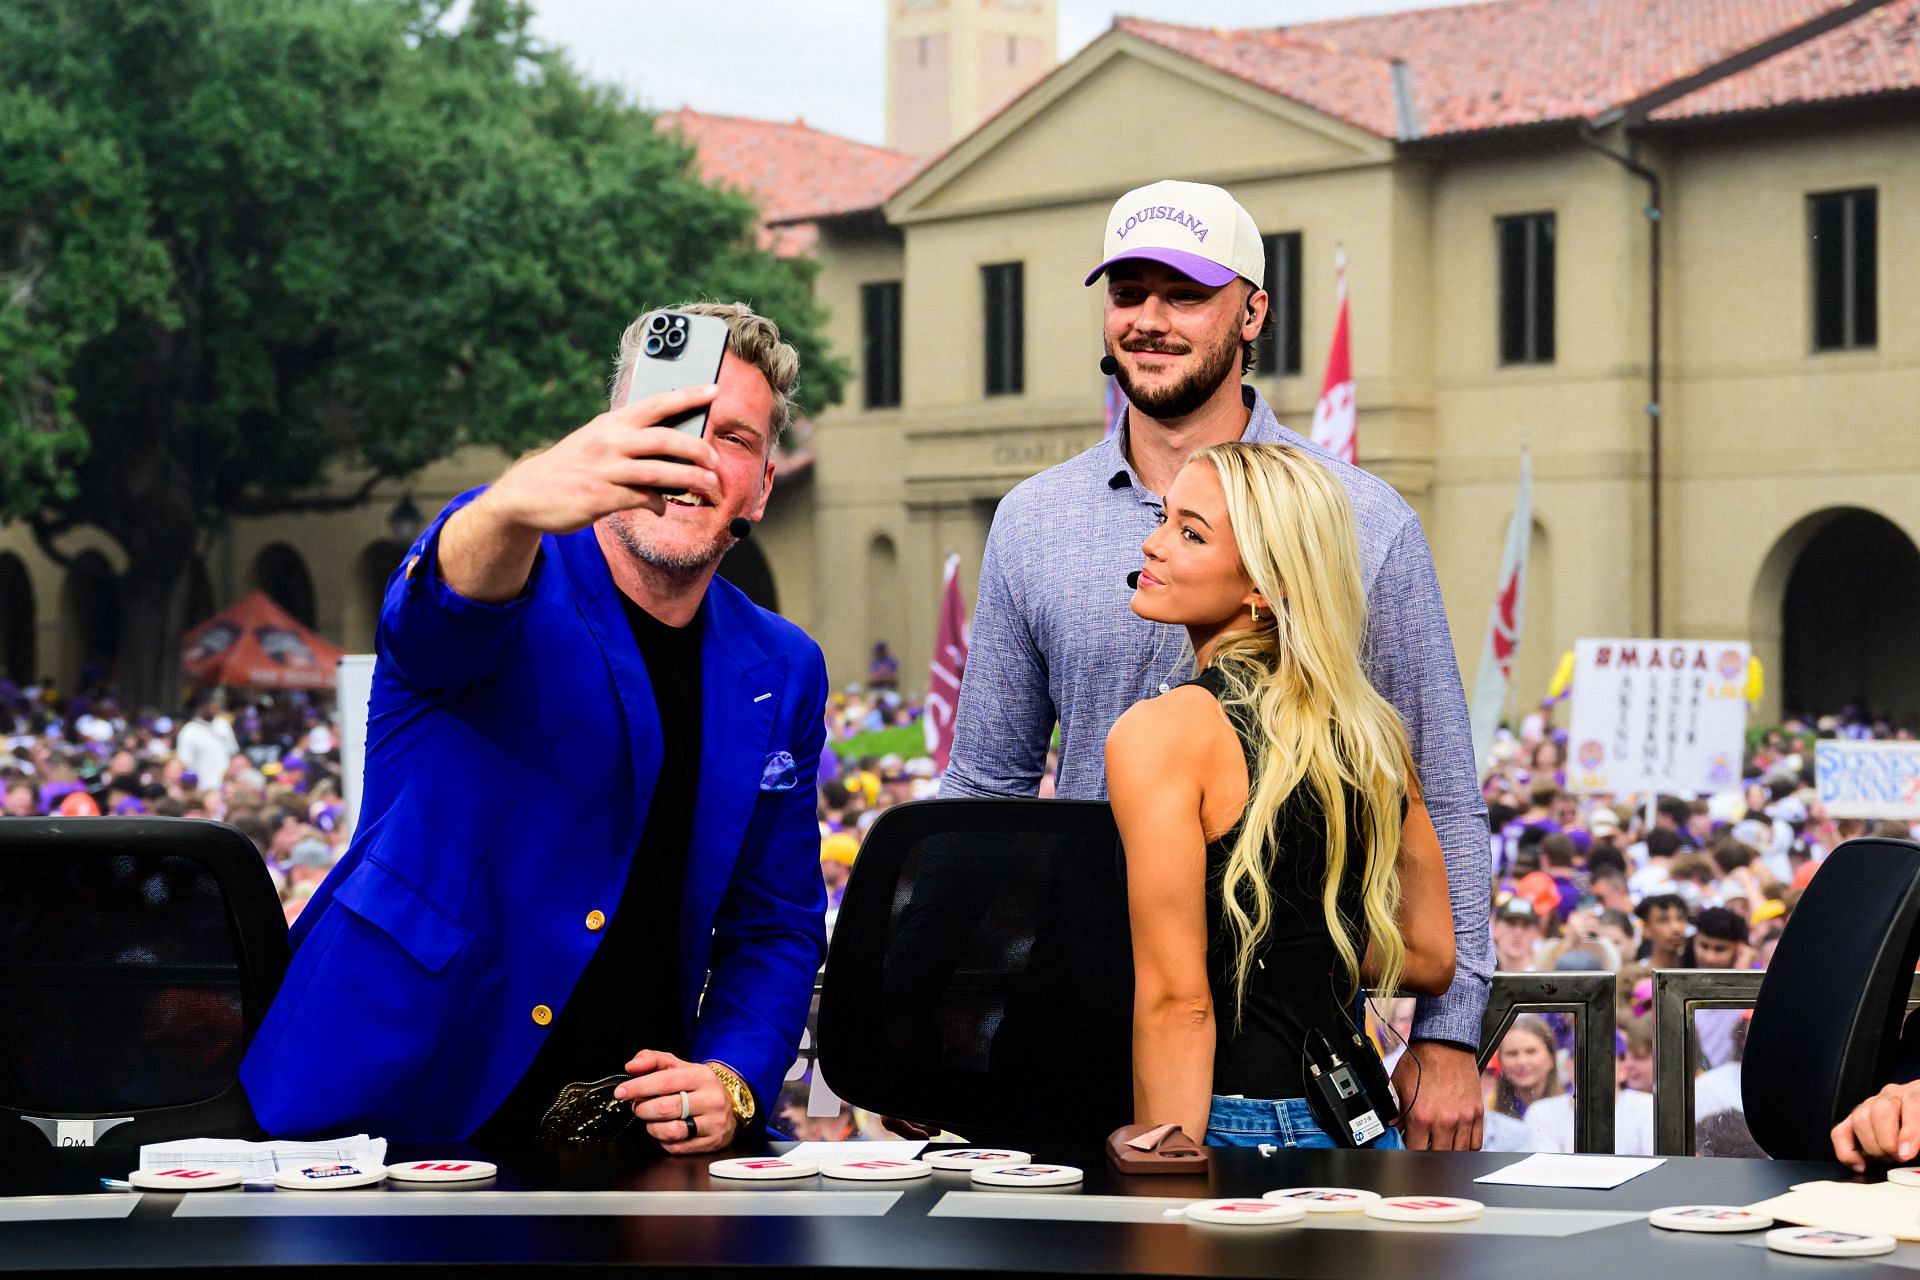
[1191,442,1416,1022]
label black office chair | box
[1743,837,1920,1160]
[816,799,1132,1146]
[0,818,289,1148]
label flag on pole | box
[1309,249,1357,464]
[1469,450,1533,768]
[923,554,971,771]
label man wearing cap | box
[1493,899,1545,973]
[942,180,1493,1150]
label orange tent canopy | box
[180,591,346,690]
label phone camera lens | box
[647,313,671,335]
[642,335,664,356]
[665,327,686,348]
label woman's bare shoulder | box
[1108,683,1238,759]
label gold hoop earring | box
[1250,602,1261,624]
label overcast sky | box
[521,1,1463,145]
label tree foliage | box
[0,0,844,706]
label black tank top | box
[1187,665,1372,1100]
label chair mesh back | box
[0,819,287,1140]
[1744,838,1920,1160]
[818,800,1132,1143]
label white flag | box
[1469,451,1532,769]
[1309,249,1356,463]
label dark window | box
[1811,189,1877,351]
[861,281,902,409]
[1498,212,1555,365]
[983,262,1024,396]
[1255,231,1302,376]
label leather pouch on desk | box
[1106,1123,1209,1174]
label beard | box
[1112,325,1240,420]
[606,509,729,576]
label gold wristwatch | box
[706,1060,757,1125]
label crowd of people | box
[7,655,1913,1153]
[0,674,347,926]
[1462,703,1918,1154]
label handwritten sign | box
[1565,639,1749,795]
[1817,740,1920,820]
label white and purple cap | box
[1084,180,1264,290]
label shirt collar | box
[1101,384,1290,499]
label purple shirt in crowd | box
[940,385,1493,1050]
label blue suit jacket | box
[240,490,829,1140]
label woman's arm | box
[1106,692,1224,1144]
[1365,783,1456,996]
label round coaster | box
[1648,1205,1774,1233]
[128,1167,242,1192]
[920,1148,1033,1171]
[822,1158,934,1182]
[273,1163,387,1190]
[1263,1186,1381,1213]
[386,1159,498,1184]
[1185,1198,1307,1226]
[971,1163,1084,1188]
[1886,1166,1920,1188]
[707,1156,820,1181]
[1765,1226,1897,1258]
[1364,1195,1484,1224]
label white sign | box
[1565,639,1749,795]
[1817,740,1920,820]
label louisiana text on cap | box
[1084,180,1264,290]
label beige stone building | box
[796,0,1920,726]
[6,0,1918,731]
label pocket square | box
[759,750,798,792]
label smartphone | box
[623,309,729,436]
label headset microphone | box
[728,518,752,539]
[1126,571,1141,590]
[1099,354,1120,376]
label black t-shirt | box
[476,596,704,1141]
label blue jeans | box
[1205,1095,1407,1150]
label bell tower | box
[885,0,1058,157]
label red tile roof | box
[655,109,921,255]
[1117,0,1909,139]
[1650,0,1920,119]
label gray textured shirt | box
[940,385,1493,1049]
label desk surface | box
[0,1142,1910,1279]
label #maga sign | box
[1816,740,1920,820]
[1566,639,1749,795]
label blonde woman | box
[1106,442,1455,1148]
[1492,1015,1564,1120]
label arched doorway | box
[251,543,316,628]
[0,554,34,682]
[186,559,215,629]
[865,534,902,660]
[60,551,121,687]
[717,539,778,614]
[352,541,406,651]
[1753,508,1920,724]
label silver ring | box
[678,1090,691,1121]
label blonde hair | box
[609,300,800,443]
[1492,1013,1564,1117]
[1189,441,1416,1023]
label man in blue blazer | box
[241,303,828,1150]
